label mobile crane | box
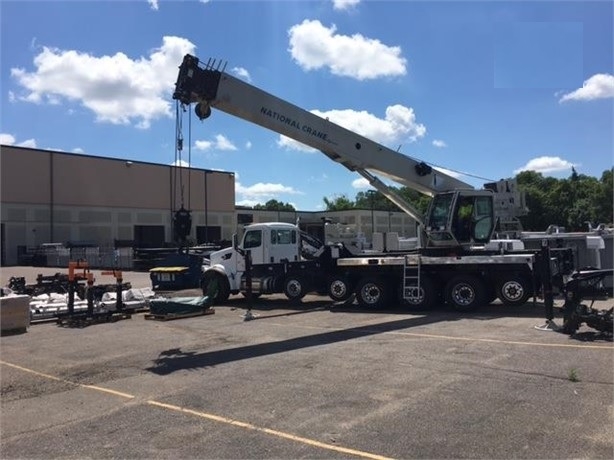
[172,54,570,311]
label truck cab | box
[240,222,301,265]
[202,222,321,302]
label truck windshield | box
[243,230,262,249]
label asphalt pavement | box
[1,266,612,459]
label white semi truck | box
[173,54,572,310]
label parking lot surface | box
[1,267,613,459]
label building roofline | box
[0,144,234,176]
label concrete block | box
[1,295,31,335]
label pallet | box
[144,308,215,321]
[56,311,132,328]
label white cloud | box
[0,133,16,145]
[236,199,262,207]
[194,140,212,151]
[147,0,159,11]
[16,139,36,148]
[193,134,237,151]
[235,179,303,205]
[559,73,614,102]
[352,177,373,189]
[8,91,16,103]
[10,36,196,129]
[277,136,317,152]
[171,159,190,167]
[214,134,238,151]
[432,139,447,148]
[514,156,575,174]
[332,0,360,11]
[245,141,252,150]
[277,104,425,152]
[288,19,407,80]
[72,147,85,154]
[0,133,37,148]
[235,170,302,202]
[231,66,252,83]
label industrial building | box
[0,145,417,267]
[0,145,236,266]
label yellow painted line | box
[1,361,65,382]
[148,400,394,460]
[267,323,614,350]
[1,361,393,460]
[0,360,135,400]
[80,384,136,399]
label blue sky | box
[1,0,613,210]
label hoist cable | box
[188,103,192,210]
[175,100,185,208]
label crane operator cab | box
[425,190,495,248]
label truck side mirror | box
[232,233,238,250]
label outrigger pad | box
[534,319,561,332]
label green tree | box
[516,169,613,231]
[355,190,393,210]
[323,194,355,211]
[253,199,295,211]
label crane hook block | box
[195,102,212,120]
[174,207,192,242]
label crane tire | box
[327,275,353,302]
[356,277,389,309]
[496,275,531,306]
[401,276,436,310]
[283,275,307,302]
[445,275,485,312]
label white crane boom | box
[173,54,525,247]
[173,55,472,197]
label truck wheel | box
[496,276,531,306]
[284,276,307,301]
[202,271,230,303]
[327,275,352,302]
[445,275,484,311]
[401,276,436,309]
[356,277,388,309]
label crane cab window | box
[453,197,474,243]
[271,229,296,245]
[243,230,262,249]
[452,195,494,243]
[472,196,494,241]
[428,193,455,229]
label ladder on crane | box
[402,254,422,302]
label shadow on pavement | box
[146,314,450,375]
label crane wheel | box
[401,276,436,310]
[496,275,531,306]
[356,277,389,309]
[327,275,353,302]
[445,275,485,311]
[283,276,307,302]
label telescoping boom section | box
[173,54,525,247]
